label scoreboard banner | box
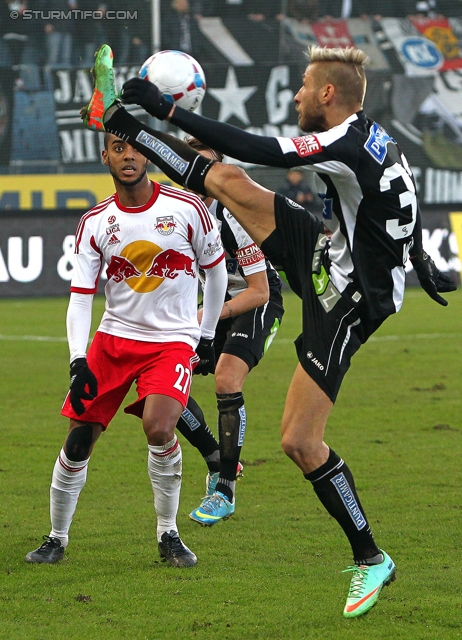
[0,206,459,298]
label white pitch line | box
[368,332,462,342]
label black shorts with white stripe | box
[213,292,284,372]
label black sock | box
[215,392,245,501]
[104,104,214,194]
[304,448,381,563]
[176,397,219,472]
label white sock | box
[49,448,89,547]
[148,436,182,542]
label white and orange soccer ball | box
[139,50,206,112]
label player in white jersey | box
[25,131,228,568]
[175,138,284,526]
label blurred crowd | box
[1,0,461,75]
[0,0,152,69]
[192,0,462,21]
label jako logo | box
[307,351,324,370]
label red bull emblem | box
[146,249,196,280]
[155,216,177,236]
[106,255,142,283]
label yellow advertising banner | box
[0,172,175,209]
[449,212,462,264]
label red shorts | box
[61,332,197,428]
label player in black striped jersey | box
[82,43,456,617]
[176,137,284,526]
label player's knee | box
[281,431,299,460]
[143,417,176,445]
[214,369,240,395]
[64,423,95,461]
[281,429,313,462]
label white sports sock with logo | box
[148,436,182,541]
[49,448,89,547]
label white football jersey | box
[207,199,266,297]
[71,182,224,347]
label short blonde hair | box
[308,45,369,66]
[307,45,369,107]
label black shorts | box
[261,194,384,402]
[214,293,284,372]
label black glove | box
[410,252,457,306]
[121,77,173,120]
[69,358,98,416]
[193,337,216,376]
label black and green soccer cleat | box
[81,44,118,131]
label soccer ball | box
[139,50,206,112]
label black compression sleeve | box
[170,106,291,167]
[410,203,423,256]
[105,106,214,194]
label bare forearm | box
[220,288,268,320]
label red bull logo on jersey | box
[146,249,196,279]
[106,240,195,293]
[106,255,142,282]
[155,216,177,236]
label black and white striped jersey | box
[208,200,282,300]
[171,108,422,319]
[275,111,419,318]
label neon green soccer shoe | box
[80,44,117,131]
[343,550,396,618]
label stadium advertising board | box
[0,206,459,298]
[2,167,462,209]
[0,172,175,209]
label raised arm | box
[121,78,290,167]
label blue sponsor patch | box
[401,37,443,70]
[331,472,366,530]
[135,131,189,175]
[318,193,333,220]
[238,406,246,446]
[364,122,395,165]
[226,258,238,275]
[180,407,201,431]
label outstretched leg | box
[81,45,277,248]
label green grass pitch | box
[0,289,461,639]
